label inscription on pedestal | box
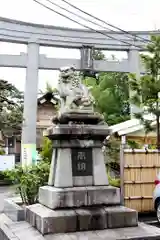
[72,148,93,176]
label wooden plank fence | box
[121,148,160,212]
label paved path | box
[0,186,15,212]
[1,219,160,240]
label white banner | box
[0,155,15,171]
[21,144,37,166]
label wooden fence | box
[121,149,160,212]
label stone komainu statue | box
[57,66,94,113]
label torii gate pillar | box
[21,41,39,166]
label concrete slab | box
[104,206,138,228]
[39,186,88,209]
[86,185,120,206]
[3,197,25,221]
[26,204,77,235]
[0,186,15,213]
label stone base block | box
[39,185,120,209]
[3,197,25,222]
[26,204,77,235]
[26,204,138,235]
[105,206,138,228]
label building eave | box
[37,92,59,105]
[108,113,157,136]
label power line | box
[33,0,133,46]
[60,0,151,44]
[46,0,148,46]
[45,0,136,42]
[32,0,141,48]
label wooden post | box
[120,136,125,205]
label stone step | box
[26,204,138,235]
[39,185,120,209]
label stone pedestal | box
[26,111,138,235]
[26,204,138,235]
[45,112,109,188]
[39,186,120,209]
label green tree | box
[83,50,130,125]
[92,49,105,60]
[0,80,23,134]
[129,35,160,148]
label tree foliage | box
[92,49,106,60]
[40,137,53,163]
[129,35,160,147]
[0,80,23,134]
[83,50,130,125]
[40,82,58,94]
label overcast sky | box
[0,0,160,92]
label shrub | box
[0,148,5,155]
[104,136,120,164]
[127,140,141,149]
[0,171,12,184]
[0,171,5,180]
[108,175,120,187]
[40,137,53,163]
[4,161,50,205]
[107,169,120,188]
